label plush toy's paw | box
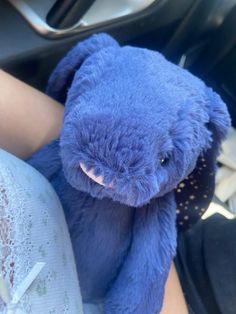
[104,194,177,314]
[28,139,61,179]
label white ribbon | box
[0,262,45,314]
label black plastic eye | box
[159,155,170,166]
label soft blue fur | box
[28,34,230,313]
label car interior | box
[1,0,236,130]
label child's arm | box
[0,70,63,159]
[161,263,188,314]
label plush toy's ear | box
[207,87,231,146]
[175,88,231,232]
[46,33,119,103]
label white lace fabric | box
[0,262,45,314]
[0,149,83,314]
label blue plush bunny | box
[28,33,230,313]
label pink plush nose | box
[80,163,112,187]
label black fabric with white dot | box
[175,142,216,232]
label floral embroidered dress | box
[0,149,83,314]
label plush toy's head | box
[47,34,230,207]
